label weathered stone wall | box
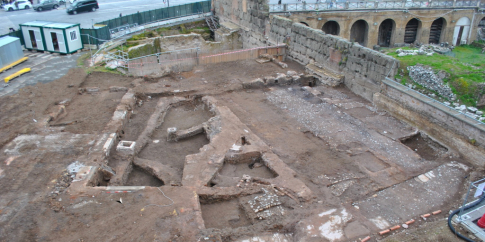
[157,34,226,54]
[213,0,271,48]
[128,33,238,56]
[270,15,398,100]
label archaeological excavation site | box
[1,0,485,241]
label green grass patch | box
[387,44,485,106]
[85,65,123,75]
[127,38,161,59]
[77,53,91,67]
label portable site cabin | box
[0,36,24,69]
[20,21,50,52]
[20,21,83,54]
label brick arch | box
[480,16,485,27]
[429,17,447,44]
[322,20,340,35]
[350,19,369,46]
[404,18,422,44]
[378,18,396,47]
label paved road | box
[0,0,207,34]
[0,51,80,97]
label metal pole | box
[88,34,93,66]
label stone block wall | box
[270,15,398,90]
[213,0,270,48]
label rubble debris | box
[258,53,287,68]
[407,64,455,100]
[396,44,452,57]
[242,188,284,222]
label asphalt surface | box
[0,0,208,34]
[0,51,80,97]
[0,0,323,34]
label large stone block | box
[243,78,265,89]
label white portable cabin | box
[19,20,51,51]
[42,22,83,54]
[20,21,83,54]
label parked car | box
[33,0,60,11]
[2,0,32,11]
[66,0,98,14]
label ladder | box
[205,16,220,32]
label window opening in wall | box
[70,31,77,41]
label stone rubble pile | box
[396,44,452,57]
[445,102,485,121]
[407,64,456,101]
[242,71,306,89]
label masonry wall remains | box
[213,0,271,48]
[269,15,399,100]
[212,0,485,166]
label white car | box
[3,0,33,11]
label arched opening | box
[378,19,395,47]
[404,18,421,44]
[479,17,485,41]
[453,17,471,45]
[479,17,485,27]
[300,22,309,27]
[350,20,369,46]
[322,21,340,35]
[429,17,446,44]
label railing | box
[269,0,480,12]
[96,1,211,31]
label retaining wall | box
[376,78,485,166]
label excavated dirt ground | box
[0,59,483,242]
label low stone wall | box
[376,78,485,166]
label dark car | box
[66,0,98,14]
[33,0,59,11]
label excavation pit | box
[125,165,165,187]
[137,98,214,181]
[200,198,252,229]
[401,132,448,161]
[0,51,478,241]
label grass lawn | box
[386,44,485,107]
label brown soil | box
[0,59,473,242]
